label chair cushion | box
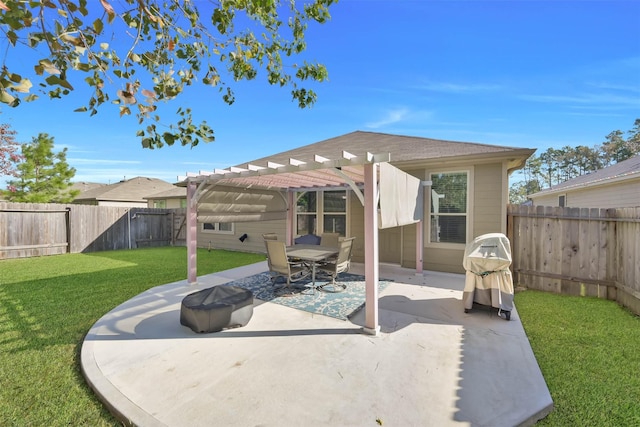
[294,234,321,245]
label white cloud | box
[519,92,640,108]
[68,158,141,165]
[365,108,433,129]
[415,81,503,94]
[365,108,410,128]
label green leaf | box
[45,75,74,90]
[93,18,104,34]
[0,90,16,105]
[7,31,18,46]
[162,132,176,146]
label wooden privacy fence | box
[0,202,187,260]
[507,204,640,315]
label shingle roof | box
[530,154,640,197]
[235,131,534,169]
[144,186,187,199]
[74,177,177,202]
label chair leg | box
[318,274,346,293]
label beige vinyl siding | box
[567,185,636,207]
[147,198,185,209]
[401,223,418,269]
[424,246,465,274]
[97,201,148,207]
[473,163,505,237]
[532,179,640,208]
[348,192,365,263]
[530,193,561,207]
[196,219,286,254]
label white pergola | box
[177,151,426,335]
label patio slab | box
[81,262,553,426]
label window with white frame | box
[429,171,468,244]
[296,190,347,236]
[202,222,234,234]
[153,200,166,208]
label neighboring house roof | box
[529,155,640,199]
[74,177,177,203]
[144,186,186,200]
[70,181,108,194]
[234,131,535,172]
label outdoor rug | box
[222,272,391,320]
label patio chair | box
[262,233,278,241]
[317,237,355,292]
[320,232,340,248]
[264,240,310,287]
[294,233,321,245]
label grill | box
[462,233,514,320]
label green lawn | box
[515,290,640,426]
[2,248,639,425]
[0,247,265,426]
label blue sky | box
[1,0,639,186]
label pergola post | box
[186,180,198,284]
[286,191,295,246]
[363,162,380,335]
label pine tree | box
[4,133,78,203]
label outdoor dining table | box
[286,244,339,293]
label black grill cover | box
[180,285,253,333]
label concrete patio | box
[81,262,553,427]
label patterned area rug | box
[222,272,391,320]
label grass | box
[0,247,265,426]
[515,289,640,426]
[2,249,640,426]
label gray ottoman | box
[180,286,253,333]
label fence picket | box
[0,202,186,260]
[507,204,640,315]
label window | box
[430,171,468,244]
[202,222,234,234]
[153,200,166,208]
[296,190,347,237]
[180,199,187,208]
[558,195,566,207]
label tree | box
[0,122,22,183]
[3,133,78,202]
[0,0,335,149]
[508,118,638,203]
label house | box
[144,186,187,209]
[528,155,640,208]
[73,176,178,207]
[185,131,534,275]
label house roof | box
[74,177,177,203]
[178,131,534,190]
[70,181,108,193]
[529,155,640,199]
[231,131,535,172]
[144,186,187,200]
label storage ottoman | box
[180,285,254,333]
